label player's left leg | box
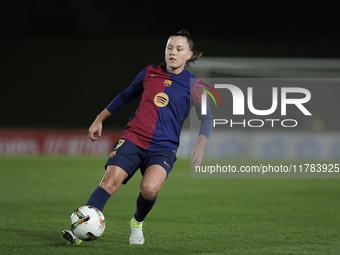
[129,165,167,244]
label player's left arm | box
[189,79,213,168]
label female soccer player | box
[63,29,213,245]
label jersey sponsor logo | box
[163,79,172,87]
[154,92,169,107]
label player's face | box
[165,36,193,74]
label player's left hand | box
[189,144,204,169]
[189,135,207,169]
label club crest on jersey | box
[154,92,169,107]
[163,79,172,87]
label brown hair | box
[169,29,203,68]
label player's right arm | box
[88,66,149,142]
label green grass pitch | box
[0,156,339,255]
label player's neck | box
[166,65,185,75]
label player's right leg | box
[63,138,142,245]
[86,165,129,211]
[62,165,128,245]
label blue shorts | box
[105,139,177,184]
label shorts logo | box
[163,80,172,87]
[164,161,170,168]
[109,151,117,158]
[154,92,169,107]
[114,139,125,150]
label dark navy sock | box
[134,192,157,222]
[86,186,111,212]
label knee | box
[99,174,121,195]
[99,165,128,195]
[100,178,120,195]
[140,182,159,200]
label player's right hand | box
[88,121,102,143]
[88,109,112,143]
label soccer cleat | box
[62,230,82,245]
[129,217,145,244]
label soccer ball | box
[70,206,106,241]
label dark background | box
[1,0,339,129]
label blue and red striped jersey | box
[106,65,212,152]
